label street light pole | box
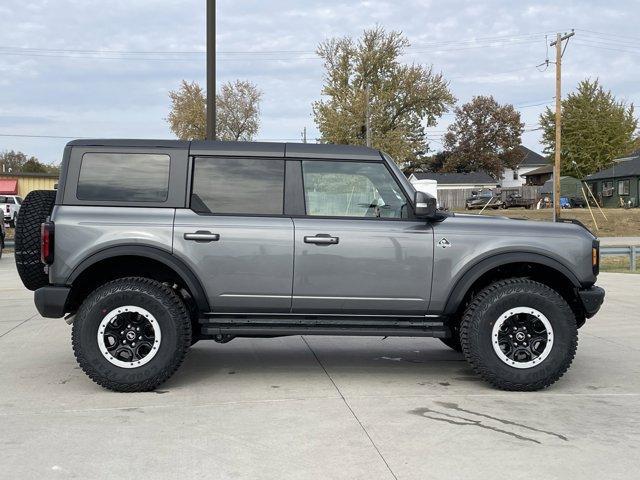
[206,0,216,141]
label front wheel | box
[460,278,577,391]
[72,277,192,392]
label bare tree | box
[217,80,263,141]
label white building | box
[500,146,548,188]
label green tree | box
[167,79,263,141]
[402,151,450,175]
[21,158,49,173]
[0,150,59,174]
[1,150,33,173]
[167,80,206,140]
[539,79,638,177]
[313,26,455,165]
[443,96,524,179]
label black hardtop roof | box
[66,139,383,161]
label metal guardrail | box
[601,246,638,271]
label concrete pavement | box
[1,253,639,479]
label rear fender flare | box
[67,245,210,312]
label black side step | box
[199,314,449,338]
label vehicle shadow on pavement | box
[165,337,477,390]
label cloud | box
[0,0,638,162]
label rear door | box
[292,159,434,315]
[173,156,294,313]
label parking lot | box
[1,252,638,480]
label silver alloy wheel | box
[97,306,161,368]
[491,307,554,369]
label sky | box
[0,0,639,165]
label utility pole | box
[301,127,307,143]
[206,0,216,141]
[365,84,372,148]
[550,30,575,221]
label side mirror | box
[414,191,437,218]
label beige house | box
[0,172,59,197]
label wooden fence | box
[437,186,542,210]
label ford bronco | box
[14,140,604,392]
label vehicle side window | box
[5,197,15,204]
[302,161,408,218]
[16,197,22,205]
[77,153,170,202]
[191,157,284,215]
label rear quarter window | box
[76,153,170,202]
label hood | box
[439,213,596,240]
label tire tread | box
[14,190,56,291]
[460,278,578,391]
[72,277,192,392]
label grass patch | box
[600,255,639,274]
[454,208,640,237]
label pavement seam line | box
[301,336,399,480]
[0,313,38,339]
[581,331,640,352]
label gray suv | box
[14,140,604,392]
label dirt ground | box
[456,207,640,237]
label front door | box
[292,160,433,315]
[173,156,293,313]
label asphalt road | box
[1,253,639,480]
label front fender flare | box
[442,251,581,315]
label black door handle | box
[304,234,339,245]
[184,231,220,243]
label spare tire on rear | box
[15,190,57,291]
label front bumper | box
[34,286,71,318]
[578,285,605,318]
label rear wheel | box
[14,190,56,290]
[460,278,577,391]
[72,277,192,392]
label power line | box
[0,30,565,64]
[0,30,562,56]
[571,41,640,56]
[574,29,640,44]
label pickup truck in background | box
[0,195,22,228]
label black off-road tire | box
[460,278,578,391]
[72,277,192,392]
[14,190,57,291]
